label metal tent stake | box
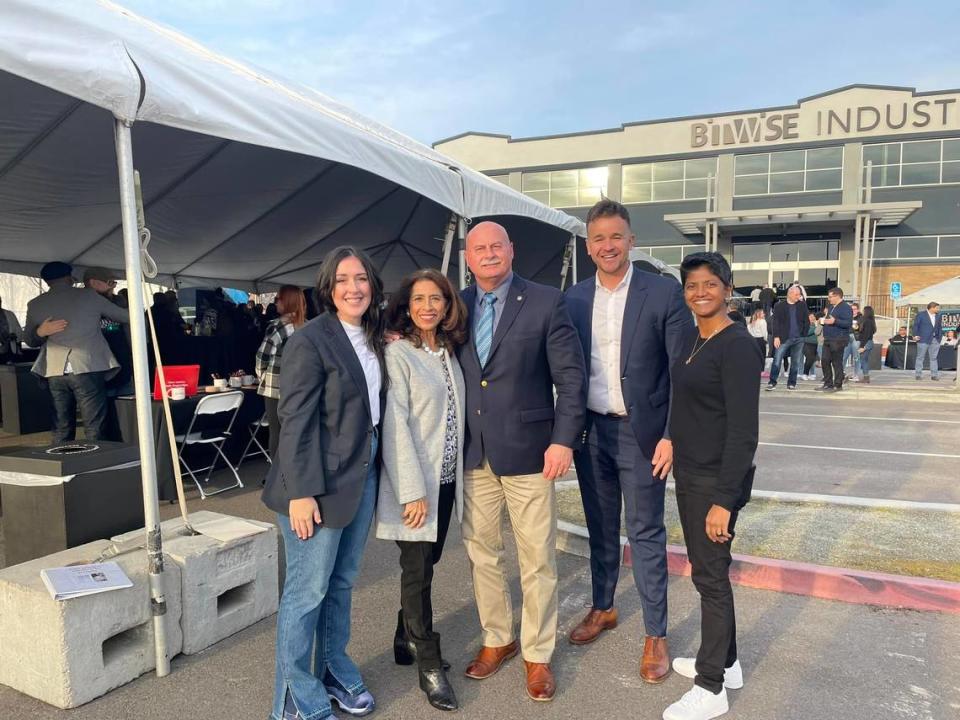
[114,118,170,677]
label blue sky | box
[123,0,956,145]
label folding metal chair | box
[175,390,244,498]
[241,410,272,464]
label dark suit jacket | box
[913,311,943,344]
[458,275,585,477]
[261,312,385,528]
[769,299,810,341]
[566,268,693,459]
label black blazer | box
[458,275,586,477]
[261,312,385,528]
[769,299,810,341]
[566,268,693,458]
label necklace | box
[421,343,444,357]
[685,325,725,364]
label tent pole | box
[559,235,575,290]
[440,212,457,276]
[114,118,170,678]
[457,217,468,290]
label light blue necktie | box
[475,292,497,368]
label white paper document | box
[191,515,269,543]
[40,562,133,601]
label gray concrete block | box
[0,540,183,709]
[113,511,278,655]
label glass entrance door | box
[732,235,840,301]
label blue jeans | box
[843,334,860,369]
[858,340,874,377]
[271,438,378,720]
[47,371,108,443]
[914,342,940,378]
[768,337,804,386]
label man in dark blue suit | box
[565,200,693,683]
[913,301,943,381]
[458,221,585,702]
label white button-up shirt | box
[587,264,632,416]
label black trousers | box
[803,343,818,375]
[264,396,280,459]
[675,486,739,695]
[397,481,456,670]
[821,337,847,388]
[48,371,108,443]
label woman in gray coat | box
[377,269,467,712]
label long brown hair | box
[276,285,306,328]
[385,269,467,350]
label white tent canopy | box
[896,276,960,307]
[0,0,584,291]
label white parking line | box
[760,411,960,425]
[758,442,960,459]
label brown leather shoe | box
[640,636,671,684]
[464,641,519,680]
[524,661,556,702]
[568,607,618,645]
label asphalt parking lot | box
[754,392,959,503]
[1,479,957,720]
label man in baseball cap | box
[83,267,119,298]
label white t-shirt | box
[340,320,381,426]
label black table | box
[885,344,958,371]
[153,335,258,386]
[114,389,266,501]
[0,362,53,435]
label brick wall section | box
[870,264,960,295]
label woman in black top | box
[662,252,761,720]
[855,306,877,384]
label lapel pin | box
[517,295,523,301]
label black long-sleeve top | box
[669,322,762,511]
[857,316,877,344]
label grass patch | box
[556,487,960,583]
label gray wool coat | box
[376,338,464,543]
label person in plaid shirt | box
[256,285,307,457]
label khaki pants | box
[461,459,558,663]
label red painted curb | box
[621,543,960,615]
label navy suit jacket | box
[913,311,943,344]
[566,267,693,459]
[261,312,385,528]
[458,275,586,477]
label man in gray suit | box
[25,261,129,443]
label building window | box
[734,147,843,197]
[862,139,960,189]
[488,174,510,185]
[621,157,717,203]
[871,235,960,260]
[633,244,707,267]
[521,167,608,207]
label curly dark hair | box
[385,269,467,351]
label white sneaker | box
[663,685,729,720]
[672,658,743,689]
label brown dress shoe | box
[569,607,618,645]
[524,661,556,702]
[640,636,671,684]
[464,641,519,679]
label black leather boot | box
[394,610,450,670]
[419,667,458,711]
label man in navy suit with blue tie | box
[565,199,693,683]
[913,301,943,381]
[457,222,586,702]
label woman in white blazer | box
[377,269,467,712]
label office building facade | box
[435,85,960,314]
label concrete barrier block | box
[0,540,183,709]
[113,511,278,655]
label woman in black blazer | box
[662,252,761,720]
[262,246,386,720]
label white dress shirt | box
[341,320,381,426]
[587,264,632,416]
